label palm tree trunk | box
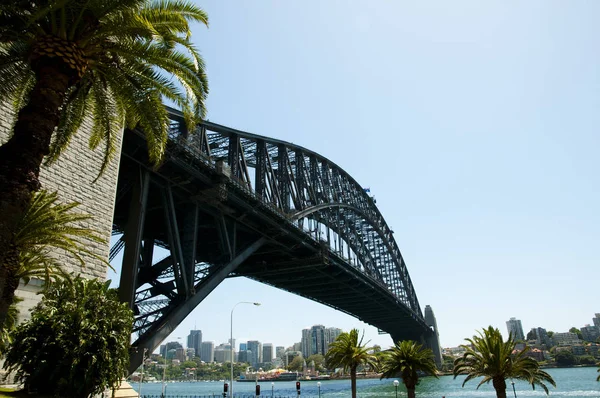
[0,58,73,329]
[350,365,357,398]
[492,376,507,398]
[407,387,416,398]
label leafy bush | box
[4,276,133,398]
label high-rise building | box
[200,341,214,363]
[175,347,186,362]
[311,325,326,356]
[187,330,202,359]
[527,327,552,347]
[160,344,167,357]
[581,325,600,342]
[302,325,341,357]
[213,343,232,363]
[506,317,525,341]
[240,343,247,352]
[324,327,342,354]
[276,346,285,359]
[424,305,443,368]
[247,340,262,367]
[262,343,273,363]
[301,329,312,358]
[593,314,600,330]
[186,348,195,360]
[238,350,249,363]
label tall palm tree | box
[0,0,209,326]
[453,326,556,398]
[0,190,105,330]
[380,340,439,398]
[325,329,377,398]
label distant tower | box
[506,317,525,340]
[187,330,202,359]
[424,305,443,368]
[200,341,214,363]
[262,343,273,363]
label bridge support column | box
[423,305,443,368]
[119,169,150,309]
[128,237,266,374]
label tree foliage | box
[0,0,209,331]
[325,329,377,398]
[453,326,556,398]
[4,275,133,398]
[554,350,576,366]
[0,0,210,170]
[0,190,105,345]
[306,354,325,371]
[287,356,304,372]
[380,340,439,398]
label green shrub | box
[4,275,133,398]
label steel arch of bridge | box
[113,107,431,372]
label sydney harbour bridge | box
[110,107,441,372]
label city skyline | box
[109,1,600,351]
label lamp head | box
[317,382,321,387]
[393,380,399,387]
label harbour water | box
[134,367,599,397]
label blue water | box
[133,367,600,397]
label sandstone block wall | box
[0,103,122,317]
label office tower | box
[187,330,202,359]
[276,346,285,359]
[424,305,443,368]
[200,341,215,363]
[160,344,167,357]
[186,348,195,360]
[311,325,326,355]
[247,340,262,367]
[301,328,312,358]
[324,327,342,353]
[238,350,249,363]
[240,343,247,351]
[262,343,273,363]
[506,317,525,341]
[175,347,186,362]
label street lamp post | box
[271,382,274,397]
[393,380,399,398]
[317,381,321,397]
[230,301,261,398]
[511,381,517,398]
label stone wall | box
[0,103,122,317]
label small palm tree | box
[0,190,105,330]
[453,326,556,398]
[325,329,377,398]
[0,0,209,328]
[380,340,439,398]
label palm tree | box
[453,326,556,398]
[0,190,105,329]
[325,329,377,398]
[380,340,439,398]
[596,365,599,381]
[0,0,209,326]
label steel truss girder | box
[128,237,266,373]
[169,113,423,317]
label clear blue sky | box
[109,0,600,351]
